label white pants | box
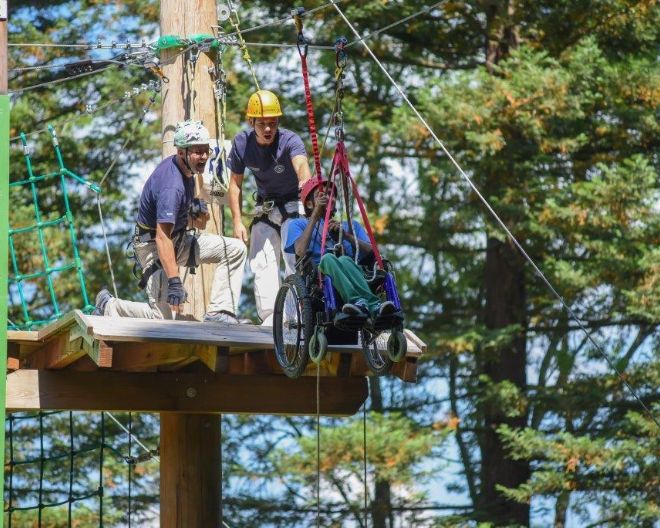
[106,231,247,320]
[249,200,303,326]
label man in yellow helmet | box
[227,90,312,325]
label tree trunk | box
[477,237,530,525]
[554,490,570,528]
[477,1,530,524]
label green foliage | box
[6,0,659,526]
[497,405,660,526]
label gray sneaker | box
[204,310,240,324]
[341,300,370,317]
[93,288,114,316]
[377,301,397,318]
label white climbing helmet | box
[173,120,211,148]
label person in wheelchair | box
[284,177,400,326]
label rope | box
[99,412,105,527]
[363,402,368,527]
[128,413,133,527]
[331,0,660,429]
[294,10,323,181]
[225,0,261,90]
[316,362,321,528]
[96,87,160,297]
[210,46,230,196]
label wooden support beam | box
[160,414,220,528]
[6,370,369,416]
[111,342,214,371]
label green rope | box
[9,127,99,329]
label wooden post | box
[160,0,221,322]
[160,414,221,528]
[159,2,222,526]
[0,1,9,524]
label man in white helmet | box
[227,90,312,325]
[94,120,247,322]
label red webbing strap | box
[320,151,340,259]
[336,142,385,269]
[299,52,323,180]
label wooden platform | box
[6,311,425,416]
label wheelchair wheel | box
[273,274,314,378]
[387,330,407,362]
[309,327,328,364]
[360,329,393,375]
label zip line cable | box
[330,0,660,429]
[10,0,436,66]
[9,41,151,50]
[9,44,189,97]
[344,0,444,49]
[105,412,160,463]
[9,64,115,95]
[216,0,347,39]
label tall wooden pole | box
[0,2,9,526]
[161,0,221,322]
[159,2,221,527]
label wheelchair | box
[272,250,407,379]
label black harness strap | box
[250,191,301,234]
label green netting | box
[8,126,100,329]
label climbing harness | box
[249,190,301,235]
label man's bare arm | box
[291,154,312,187]
[155,222,178,278]
[228,171,248,241]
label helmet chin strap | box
[182,148,194,174]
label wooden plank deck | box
[6,311,425,416]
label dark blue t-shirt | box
[136,155,194,234]
[285,218,370,265]
[227,128,307,199]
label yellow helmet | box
[246,90,283,118]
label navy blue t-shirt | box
[136,155,194,234]
[227,128,307,199]
[285,218,370,265]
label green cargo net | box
[8,126,100,329]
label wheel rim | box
[281,285,303,366]
[361,330,392,374]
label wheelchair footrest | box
[372,311,405,331]
[333,311,370,331]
